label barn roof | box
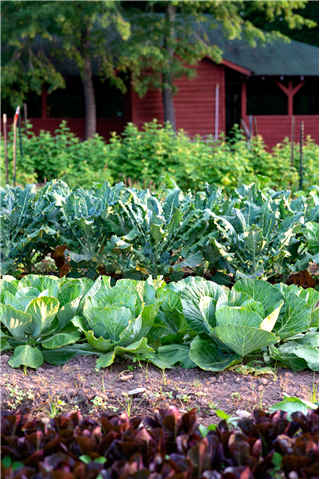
[206,26,319,76]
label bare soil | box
[1,353,318,426]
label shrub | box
[1,120,318,193]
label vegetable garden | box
[1,175,319,477]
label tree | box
[242,0,318,47]
[118,1,316,130]
[1,1,130,139]
[1,2,65,110]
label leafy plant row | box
[1,405,319,479]
[1,274,318,374]
[2,120,319,193]
[1,178,319,282]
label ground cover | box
[1,180,318,284]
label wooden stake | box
[3,114,8,184]
[13,106,20,187]
[18,110,23,159]
[300,121,304,190]
[24,103,28,139]
[253,117,258,136]
[291,116,295,167]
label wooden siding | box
[3,118,127,141]
[243,115,319,148]
[132,59,225,137]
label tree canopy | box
[1,0,130,138]
[117,1,316,127]
[1,0,317,134]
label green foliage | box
[119,1,315,98]
[2,121,318,195]
[1,122,113,187]
[1,275,318,373]
[1,177,318,282]
[242,0,319,47]
[1,1,130,109]
[0,274,86,371]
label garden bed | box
[1,353,318,426]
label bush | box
[1,119,318,193]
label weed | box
[44,396,66,418]
[138,360,149,381]
[90,396,107,413]
[101,374,106,394]
[259,387,267,409]
[177,393,190,403]
[308,373,319,403]
[231,392,241,401]
[108,405,119,413]
[117,393,144,417]
[208,400,220,410]
[193,380,202,388]
[162,369,167,386]
[6,384,35,408]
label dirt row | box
[1,353,318,426]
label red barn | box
[3,33,319,148]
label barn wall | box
[3,118,127,141]
[131,58,225,137]
[243,115,319,148]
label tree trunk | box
[82,55,96,140]
[162,3,176,131]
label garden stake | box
[300,121,304,190]
[24,103,28,139]
[3,113,9,184]
[13,106,20,187]
[18,108,23,160]
[291,116,295,167]
[253,117,258,136]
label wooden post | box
[300,121,304,190]
[241,79,247,119]
[13,106,20,187]
[24,103,28,139]
[41,84,47,119]
[3,114,8,184]
[291,116,295,167]
[253,117,258,136]
[18,110,23,159]
[272,76,307,117]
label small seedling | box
[231,392,241,401]
[44,396,66,418]
[177,393,190,403]
[117,393,144,417]
[308,373,319,404]
[6,384,35,408]
[193,380,202,388]
[90,396,107,413]
[162,369,167,386]
[208,400,220,410]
